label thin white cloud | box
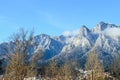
[72,29,79,35]
[104,27,120,38]
[63,27,120,38]
[62,29,79,36]
[62,31,71,36]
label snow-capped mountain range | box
[0,22,120,65]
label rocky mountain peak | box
[92,21,120,33]
[92,21,107,32]
[78,25,91,37]
[0,22,120,65]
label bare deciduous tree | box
[44,60,75,80]
[4,29,37,80]
[110,53,120,79]
[58,63,73,80]
[45,60,58,79]
[85,51,104,80]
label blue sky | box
[0,0,120,42]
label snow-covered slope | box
[33,34,64,59]
[54,22,120,65]
[0,22,120,65]
[61,25,95,53]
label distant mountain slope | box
[0,22,120,65]
[53,22,120,66]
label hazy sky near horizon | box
[0,0,120,42]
